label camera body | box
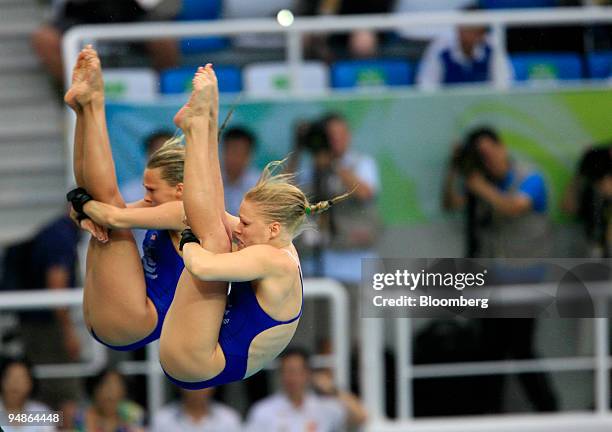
[457,140,488,177]
[296,119,330,155]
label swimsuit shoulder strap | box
[282,248,300,266]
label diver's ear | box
[269,221,281,240]
[175,182,184,199]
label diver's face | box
[142,167,183,206]
[233,199,276,249]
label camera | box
[456,139,487,176]
[295,119,330,155]
[456,127,502,177]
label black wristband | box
[180,228,199,251]
[67,187,93,214]
[75,212,89,223]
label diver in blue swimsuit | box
[158,65,352,389]
[65,45,187,350]
[164,252,303,389]
[90,229,184,351]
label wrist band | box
[75,212,89,223]
[66,187,93,214]
[180,228,199,251]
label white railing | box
[61,7,612,95]
[0,278,349,415]
[361,280,612,431]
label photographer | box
[562,145,612,257]
[441,126,558,413]
[288,112,382,282]
[443,127,551,259]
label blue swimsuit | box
[164,255,303,389]
[91,229,184,351]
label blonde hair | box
[146,135,185,186]
[244,159,353,238]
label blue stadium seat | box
[176,0,229,53]
[588,52,612,79]
[160,66,242,94]
[510,53,583,81]
[178,0,221,19]
[331,60,413,89]
[480,0,556,8]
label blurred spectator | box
[31,0,181,85]
[246,348,367,431]
[150,387,241,432]
[0,209,83,409]
[417,14,514,90]
[441,127,558,413]
[0,357,56,432]
[299,0,394,61]
[222,127,261,216]
[290,112,382,283]
[71,368,144,432]
[562,145,612,257]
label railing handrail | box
[3,279,610,310]
[62,7,612,43]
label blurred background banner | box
[106,85,612,225]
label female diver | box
[65,45,186,351]
[158,65,351,388]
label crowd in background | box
[30,0,612,93]
[0,349,367,431]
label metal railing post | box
[594,295,610,415]
[146,341,164,415]
[361,317,385,420]
[286,28,303,95]
[396,318,412,420]
[491,22,509,90]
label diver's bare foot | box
[208,65,219,123]
[173,65,215,130]
[64,50,88,112]
[64,45,104,108]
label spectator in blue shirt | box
[417,7,513,90]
